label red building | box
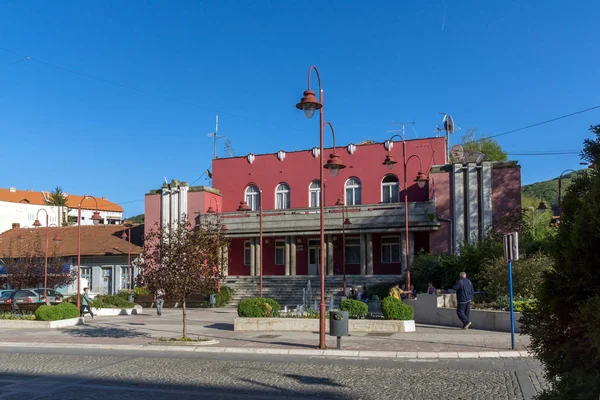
[145,137,521,282]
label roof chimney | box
[12,223,20,229]
[9,187,16,192]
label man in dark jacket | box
[453,272,474,329]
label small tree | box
[47,186,68,206]
[0,233,74,289]
[521,124,600,399]
[459,128,508,162]
[139,215,229,338]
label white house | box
[0,187,123,234]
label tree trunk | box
[182,298,187,338]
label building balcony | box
[212,201,439,237]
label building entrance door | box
[308,246,321,275]
[101,267,113,295]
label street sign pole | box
[508,259,515,350]
[504,232,518,350]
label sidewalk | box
[0,309,530,358]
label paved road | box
[0,347,547,399]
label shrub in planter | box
[133,286,151,296]
[339,299,368,319]
[92,294,135,308]
[381,296,414,320]
[237,298,281,318]
[215,286,234,307]
[55,302,80,319]
[35,305,63,321]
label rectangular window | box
[382,237,401,263]
[345,238,361,264]
[120,267,131,290]
[382,184,399,203]
[275,240,285,265]
[244,241,251,266]
[81,267,92,291]
[310,191,319,208]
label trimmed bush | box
[339,299,368,319]
[55,302,80,319]
[368,282,399,301]
[215,286,234,307]
[133,286,151,296]
[35,305,63,321]
[92,294,135,308]
[381,296,414,320]
[237,298,281,318]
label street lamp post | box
[336,198,351,296]
[382,135,429,299]
[77,196,102,309]
[206,197,223,293]
[296,66,346,349]
[32,209,50,299]
[120,224,133,293]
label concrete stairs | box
[224,275,400,309]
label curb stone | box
[0,342,532,359]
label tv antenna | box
[385,121,415,141]
[207,115,225,159]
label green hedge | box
[339,299,368,319]
[381,297,414,320]
[35,305,63,321]
[237,298,281,318]
[92,294,135,308]
[56,302,80,319]
[215,286,234,307]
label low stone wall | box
[409,295,521,333]
[92,306,143,316]
[234,317,415,333]
[0,317,83,329]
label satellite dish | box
[451,144,464,162]
[443,114,455,134]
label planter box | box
[409,295,522,333]
[0,317,83,329]
[234,317,415,333]
[92,306,143,316]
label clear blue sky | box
[0,1,598,217]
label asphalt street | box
[0,347,547,400]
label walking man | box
[155,288,165,316]
[81,287,94,319]
[453,272,474,329]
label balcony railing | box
[206,201,439,237]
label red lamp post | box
[336,198,351,296]
[77,196,102,309]
[382,135,429,299]
[296,66,346,349]
[120,224,133,293]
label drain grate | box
[128,323,146,326]
[365,332,393,337]
[255,334,281,339]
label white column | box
[161,187,170,233]
[255,238,261,277]
[326,235,334,275]
[466,163,479,244]
[250,239,256,276]
[170,187,179,231]
[290,236,297,275]
[452,164,465,252]
[481,162,493,237]
[366,233,373,275]
[222,246,229,277]
[285,236,291,276]
[360,233,367,275]
[179,184,189,221]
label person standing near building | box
[155,288,165,316]
[453,272,474,329]
[81,288,94,319]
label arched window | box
[345,177,362,206]
[382,174,399,203]
[275,183,290,209]
[245,185,260,211]
[309,180,320,208]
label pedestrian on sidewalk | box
[155,288,165,316]
[80,288,94,319]
[389,283,402,300]
[427,282,436,295]
[453,272,474,329]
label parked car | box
[0,288,64,304]
[0,290,15,302]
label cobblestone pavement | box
[0,309,530,352]
[0,348,546,399]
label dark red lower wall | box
[228,238,250,276]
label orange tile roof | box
[0,225,143,258]
[0,188,123,212]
